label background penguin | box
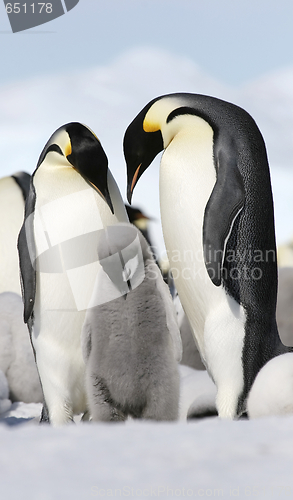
[277,237,293,268]
[123,93,291,419]
[276,267,293,347]
[82,222,181,422]
[0,171,30,294]
[125,205,153,246]
[18,123,128,425]
[0,368,11,415]
[0,292,42,403]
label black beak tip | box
[127,185,133,205]
[104,191,114,214]
[108,199,114,215]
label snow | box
[0,364,292,499]
[1,406,293,499]
[0,47,293,257]
[178,365,216,420]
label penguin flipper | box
[18,184,37,324]
[11,171,31,202]
[203,146,245,286]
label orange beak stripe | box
[131,164,141,193]
[88,181,105,201]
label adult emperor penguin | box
[18,123,128,425]
[82,223,181,421]
[0,171,30,294]
[123,93,289,419]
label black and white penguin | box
[123,93,289,419]
[82,223,181,421]
[18,123,128,425]
[125,205,153,245]
[0,171,30,294]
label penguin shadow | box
[81,222,182,422]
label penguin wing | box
[150,261,182,362]
[203,144,245,286]
[18,183,37,325]
[11,172,31,202]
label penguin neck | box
[34,163,89,206]
[158,121,218,340]
[159,120,216,238]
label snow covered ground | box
[0,365,293,500]
[1,402,293,499]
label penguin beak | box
[87,180,114,214]
[127,164,142,205]
[124,115,164,205]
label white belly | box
[32,167,128,422]
[160,126,246,417]
[160,127,220,352]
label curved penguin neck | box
[34,161,90,206]
[159,116,216,259]
[159,117,220,350]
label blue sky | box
[1,0,293,86]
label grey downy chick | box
[82,223,182,422]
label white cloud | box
[0,47,292,255]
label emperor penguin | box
[123,93,290,419]
[0,171,30,294]
[82,223,181,422]
[18,123,128,425]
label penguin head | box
[124,94,197,203]
[36,122,114,213]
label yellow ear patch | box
[143,118,160,133]
[143,96,185,134]
[65,141,72,157]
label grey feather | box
[82,223,180,421]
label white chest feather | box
[159,119,245,371]
[160,123,219,337]
[32,166,127,345]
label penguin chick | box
[18,123,128,425]
[82,223,181,422]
